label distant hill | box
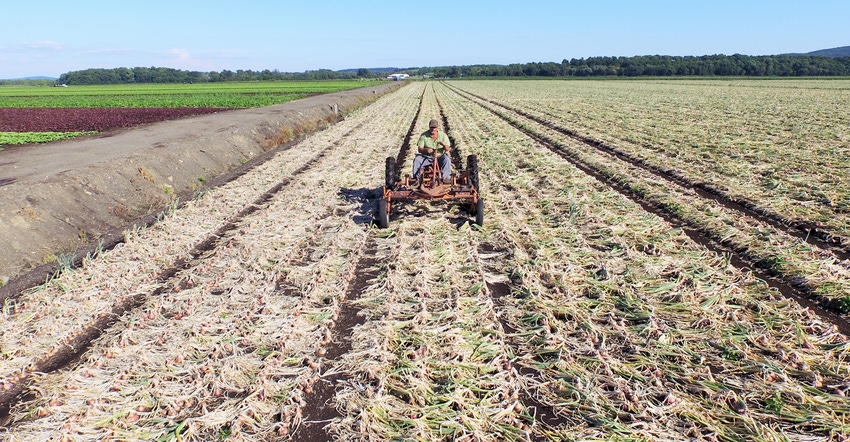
[783,46,850,58]
[806,46,850,57]
[6,76,58,81]
[335,67,403,74]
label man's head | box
[429,119,439,130]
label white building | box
[386,73,409,81]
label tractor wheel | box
[474,198,484,226]
[385,157,397,190]
[377,198,390,228]
[466,155,479,191]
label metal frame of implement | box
[377,154,484,228]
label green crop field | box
[0,80,376,149]
[0,80,374,108]
[0,131,96,145]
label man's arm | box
[417,135,437,155]
[417,136,430,155]
[439,132,451,152]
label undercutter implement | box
[377,154,484,228]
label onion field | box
[1,79,849,441]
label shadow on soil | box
[338,187,382,225]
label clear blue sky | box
[1,0,847,79]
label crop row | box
[0,131,95,146]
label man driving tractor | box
[412,119,452,183]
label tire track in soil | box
[433,83,464,171]
[448,83,850,261]
[477,243,569,438]
[288,236,382,441]
[0,121,367,423]
[443,83,850,336]
[392,85,427,181]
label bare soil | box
[0,82,401,289]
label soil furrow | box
[290,235,382,441]
[476,243,567,436]
[432,83,464,170]
[290,89,426,440]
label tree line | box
[52,67,367,85]
[411,54,850,78]
[42,54,850,85]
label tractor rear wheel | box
[377,199,390,228]
[474,198,484,226]
[466,155,479,191]
[385,157,397,190]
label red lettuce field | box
[0,108,228,132]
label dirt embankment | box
[0,82,402,289]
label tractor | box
[377,153,483,228]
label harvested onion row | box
[435,80,850,440]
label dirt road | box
[0,82,400,288]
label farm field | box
[0,81,373,147]
[0,81,372,108]
[1,80,849,441]
[452,78,850,248]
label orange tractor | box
[377,154,483,228]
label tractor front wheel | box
[385,157,397,190]
[466,155,479,191]
[377,199,390,228]
[474,198,484,226]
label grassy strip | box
[0,131,95,146]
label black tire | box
[385,157,397,190]
[466,154,479,191]
[377,198,390,228]
[474,198,484,226]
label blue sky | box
[1,0,847,79]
